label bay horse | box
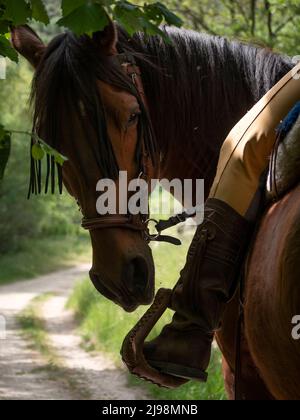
[11,23,299,399]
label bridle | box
[81,52,195,246]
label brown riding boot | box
[143,198,252,381]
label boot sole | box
[147,360,208,382]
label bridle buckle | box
[143,218,161,242]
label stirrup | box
[120,288,187,389]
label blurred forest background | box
[168,0,300,55]
[1,0,300,275]
[0,0,89,281]
[0,0,299,400]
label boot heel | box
[147,360,208,382]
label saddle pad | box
[266,102,300,201]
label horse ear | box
[11,25,45,67]
[93,20,118,56]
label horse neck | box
[130,29,293,193]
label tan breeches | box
[209,63,300,217]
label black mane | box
[30,26,293,196]
[124,27,293,184]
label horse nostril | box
[126,257,149,296]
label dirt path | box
[0,266,149,400]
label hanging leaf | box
[151,2,183,27]
[139,18,170,42]
[0,19,9,35]
[57,3,109,35]
[53,152,67,166]
[31,143,45,160]
[114,3,144,36]
[32,134,68,166]
[0,34,18,62]
[31,0,50,25]
[113,1,182,39]
[1,0,31,26]
[61,0,87,16]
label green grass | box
[0,233,91,285]
[68,228,226,400]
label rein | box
[81,52,197,246]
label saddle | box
[267,102,300,201]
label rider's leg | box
[210,63,300,217]
[143,64,300,381]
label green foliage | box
[1,0,32,26]
[61,0,95,16]
[0,0,182,60]
[112,1,182,38]
[31,0,50,24]
[57,2,109,35]
[0,234,91,284]
[0,34,18,61]
[167,0,300,55]
[31,142,45,161]
[32,134,68,165]
[0,60,86,254]
[57,1,183,38]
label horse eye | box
[128,113,140,126]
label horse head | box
[11,23,158,312]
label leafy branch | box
[0,125,67,183]
[31,134,68,166]
[0,0,183,62]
